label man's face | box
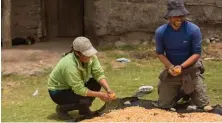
[169,16,185,29]
[76,52,91,63]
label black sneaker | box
[56,105,73,120]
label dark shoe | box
[79,109,96,117]
[56,105,73,120]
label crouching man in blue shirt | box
[155,0,210,110]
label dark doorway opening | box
[44,0,84,38]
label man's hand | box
[106,89,114,94]
[99,79,116,100]
[174,65,182,75]
[168,65,175,76]
[168,65,182,76]
[99,92,111,102]
[107,90,116,100]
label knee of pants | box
[191,76,209,107]
[158,89,177,108]
[79,98,93,107]
[191,89,209,107]
[86,78,101,91]
[158,98,176,109]
[94,82,101,91]
[158,82,178,108]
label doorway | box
[45,0,83,38]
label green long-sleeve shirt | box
[48,53,106,96]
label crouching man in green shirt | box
[48,37,115,120]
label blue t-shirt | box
[155,21,202,65]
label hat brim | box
[82,47,98,57]
[164,8,190,19]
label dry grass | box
[82,107,222,122]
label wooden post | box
[2,0,12,48]
[40,0,47,38]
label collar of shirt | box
[72,53,93,71]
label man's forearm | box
[99,78,111,92]
[157,54,174,69]
[181,54,200,68]
[86,90,101,97]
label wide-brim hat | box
[164,0,190,19]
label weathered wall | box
[10,0,222,45]
[11,0,42,39]
[84,0,98,45]
[86,0,222,46]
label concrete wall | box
[85,0,222,46]
[11,0,42,39]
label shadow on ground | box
[3,38,74,53]
[47,110,83,122]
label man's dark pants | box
[48,78,101,113]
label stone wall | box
[10,0,222,45]
[85,0,222,46]
[11,0,42,39]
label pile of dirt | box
[82,107,222,122]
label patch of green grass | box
[105,59,162,100]
[1,50,222,122]
[204,61,222,104]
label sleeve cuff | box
[192,51,201,54]
[73,87,88,96]
[83,89,88,96]
[156,51,164,54]
[96,75,106,82]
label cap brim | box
[82,47,98,57]
[164,8,190,19]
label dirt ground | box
[1,38,74,76]
[1,39,222,76]
[203,42,222,60]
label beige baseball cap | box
[72,37,98,57]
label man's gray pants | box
[157,63,209,109]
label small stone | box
[32,89,39,96]
[210,37,215,41]
[215,39,220,42]
[142,41,148,46]
[187,105,197,110]
[124,101,131,105]
[204,38,211,44]
[115,41,127,47]
[212,41,216,44]
[170,108,176,112]
[204,105,213,111]
[204,57,213,60]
